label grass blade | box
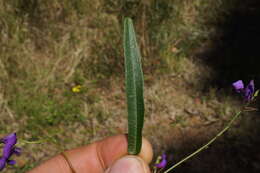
[123,17,145,155]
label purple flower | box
[155,154,167,169]
[232,80,255,101]
[0,133,21,171]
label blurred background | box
[0,0,260,172]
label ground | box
[1,57,259,173]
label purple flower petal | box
[2,148,12,158]
[0,158,6,171]
[232,80,244,93]
[1,133,17,145]
[7,160,16,165]
[249,80,254,91]
[0,133,20,171]
[232,80,256,102]
[155,154,167,169]
[155,159,167,168]
[244,80,254,101]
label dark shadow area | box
[171,1,260,172]
[197,0,260,89]
[164,114,260,173]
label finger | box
[105,156,151,173]
[96,135,153,168]
[29,134,153,173]
[67,135,153,172]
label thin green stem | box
[164,110,243,173]
[19,139,45,144]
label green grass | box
[9,86,83,126]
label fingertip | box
[106,156,151,173]
[97,135,153,168]
[138,137,153,164]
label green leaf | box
[123,17,145,155]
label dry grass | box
[1,53,243,172]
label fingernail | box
[107,156,148,173]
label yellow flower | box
[72,85,82,93]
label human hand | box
[28,134,153,173]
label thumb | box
[106,156,150,173]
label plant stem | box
[164,110,243,173]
